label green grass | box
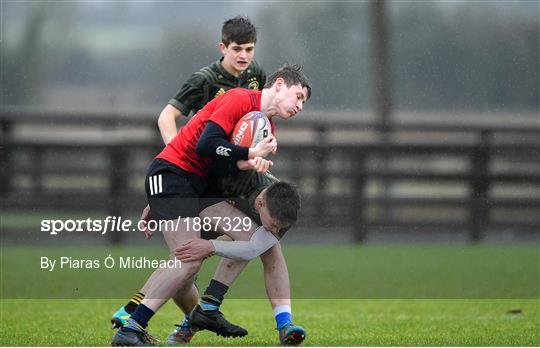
[1,244,539,345]
[0,299,538,346]
[2,245,539,299]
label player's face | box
[273,81,308,119]
[259,205,289,236]
[220,42,255,76]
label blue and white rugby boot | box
[279,324,306,346]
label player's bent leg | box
[261,244,306,346]
[185,203,256,338]
[261,243,291,303]
[113,217,201,346]
[189,255,250,338]
[172,281,200,314]
[140,217,202,311]
[212,257,248,289]
[113,270,200,346]
[111,268,166,329]
[187,254,250,338]
[110,262,197,332]
[211,235,249,287]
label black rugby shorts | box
[145,159,207,220]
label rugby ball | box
[231,111,272,147]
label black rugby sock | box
[200,279,229,311]
[125,292,144,314]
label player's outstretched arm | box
[175,226,279,262]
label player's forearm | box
[158,104,184,144]
[211,226,278,261]
[196,121,249,161]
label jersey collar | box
[217,57,252,81]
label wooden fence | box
[1,108,539,243]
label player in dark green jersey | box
[177,168,305,346]
[111,16,306,346]
[157,17,265,145]
[166,59,265,121]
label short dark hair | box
[222,16,257,46]
[265,182,301,227]
[264,64,312,100]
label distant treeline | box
[3,2,538,112]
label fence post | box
[109,146,126,245]
[315,126,327,218]
[469,131,491,243]
[32,147,43,193]
[0,118,12,196]
[352,151,367,242]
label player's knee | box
[179,260,202,278]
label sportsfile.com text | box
[41,216,252,235]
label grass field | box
[1,244,539,346]
[1,299,538,346]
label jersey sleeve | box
[168,72,206,116]
[208,91,252,136]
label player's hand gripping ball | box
[231,111,272,147]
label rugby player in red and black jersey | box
[111,65,311,346]
[112,17,306,347]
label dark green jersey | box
[168,58,266,116]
